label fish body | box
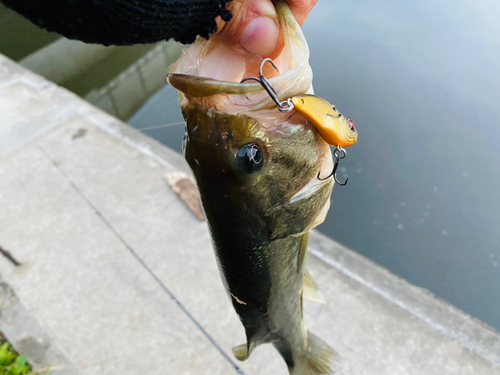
[168,2,341,374]
[179,95,338,375]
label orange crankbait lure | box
[242,58,359,185]
[291,95,357,148]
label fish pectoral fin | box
[290,199,331,239]
[233,341,256,361]
[268,182,333,240]
[303,269,326,304]
[232,344,248,361]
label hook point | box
[261,58,280,75]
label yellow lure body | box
[291,95,358,148]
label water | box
[305,0,500,330]
[129,1,500,330]
[0,4,59,61]
[128,85,185,144]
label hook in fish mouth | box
[240,58,294,113]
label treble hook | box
[317,146,348,186]
[241,58,294,112]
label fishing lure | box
[242,58,358,186]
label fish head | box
[168,1,334,240]
[180,103,333,240]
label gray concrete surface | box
[0,53,499,375]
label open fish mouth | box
[167,1,312,111]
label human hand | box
[216,0,318,58]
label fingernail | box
[241,17,279,57]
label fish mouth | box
[167,1,312,110]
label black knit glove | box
[0,0,233,46]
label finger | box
[286,0,318,26]
[216,0,280,57]
[240,14,279,56]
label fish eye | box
[237,143,263,173]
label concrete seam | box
[38,146,246,375]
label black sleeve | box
[0,0,233,46]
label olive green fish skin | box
[182,102,334,370]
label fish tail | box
[290,332,343,375]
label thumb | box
[217,0,280,58]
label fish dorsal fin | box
[303,269,326,304]
[291,95,358,147]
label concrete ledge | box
[308,231,500,366]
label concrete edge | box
[0,280,83,375]
[308,230,500,367]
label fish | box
[168,1,342,374]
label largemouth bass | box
[168,2,342,374]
